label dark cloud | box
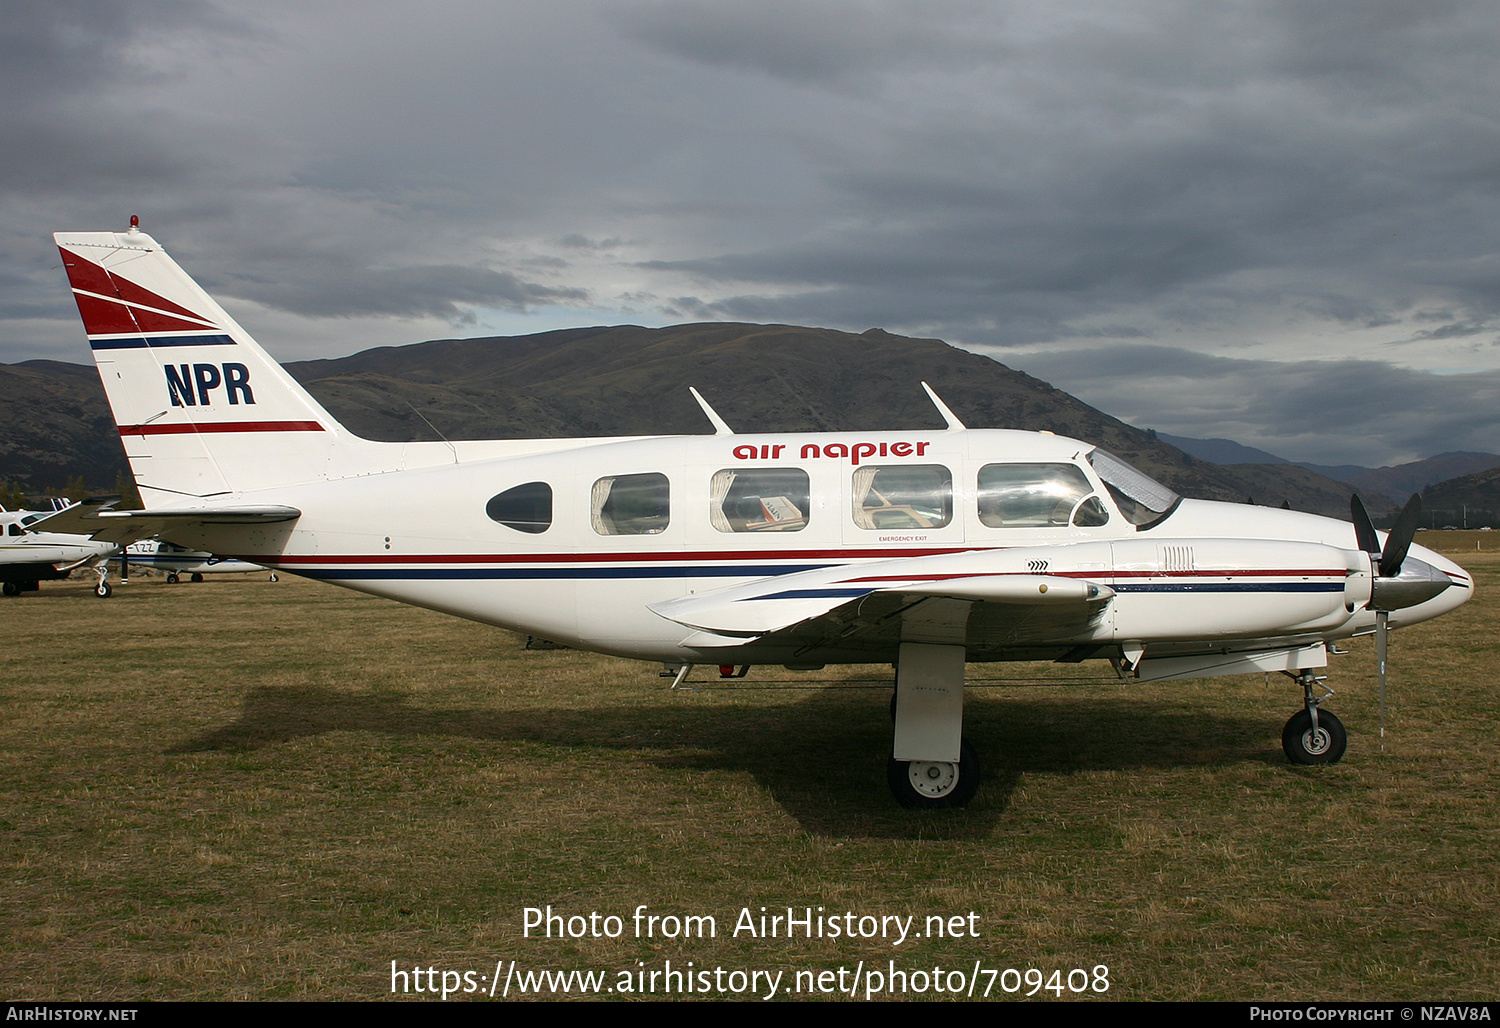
[4,1,1500,464]
[228,263,589,322]
[1008,343,1500,465]
[611,0,985,84]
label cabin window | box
[592,473,670,535]
[977,463,1110,528]
[6,524,20,536]
[710,469,810,533]
[851,465,952,530]
[486,481,553,534]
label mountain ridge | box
[0,323,1437,519]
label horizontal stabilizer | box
[33,499,301,546]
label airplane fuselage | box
[156,428,1471,669]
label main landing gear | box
[888,636,983,809]
[1281,669,1347,765]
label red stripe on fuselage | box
[844,568,1347,583]
[236,546,983,566]
[119,421,326,436]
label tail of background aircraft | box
[55,220,356,505]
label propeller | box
[1349,493,1435,748]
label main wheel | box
[166,572,179,584]
[887,738,982,808]
[95,581,112,598]
[1282,709,1346,765]
[190,573,204,583]
[2,581,20,597]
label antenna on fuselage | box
[921,382,967,430]
[689,387,734,435]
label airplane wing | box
[650,549,1114,659]
[28,498,302,546]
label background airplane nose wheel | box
[887,738,982,808]
[1281,709,1346,764]
[94,581,112,598]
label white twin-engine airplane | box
[52,220,1473,807]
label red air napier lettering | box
[734,441,930,464]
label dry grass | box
[1,534,1496,1001]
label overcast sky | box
[5,0,1499,465]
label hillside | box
[1422,466,1500,528]
[3,323,1394,517]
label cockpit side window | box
[977,463,1109,528]
[1086,449,1181,529]
[710,469,810,532]
[592,473,670,535]
[852,465,953,530]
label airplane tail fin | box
[55,221,350,505]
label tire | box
[2,581,21,597]
[887,737,983,809]
[190,573,204,583]
[1282,709,1347,765]
[95,581,113,598]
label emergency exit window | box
[851,465,952,530]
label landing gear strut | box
[1281,669,1346,764]
[888,636,982,808]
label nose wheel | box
[1281,669,1346,764]
[1282,709,1346,764]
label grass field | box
[2,533,1496,1001]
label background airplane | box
[123,539,272,583]
[48,221,1474,807]
[1,504,121,597]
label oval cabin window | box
[486,482,553,534]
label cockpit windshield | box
[1086,449,1180,529]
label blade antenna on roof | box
[689,387,734,435]
[921,382,967,430]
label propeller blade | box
[1350,494,1380,555]
[1376,609,1388,750]
[1379,494,1423,578]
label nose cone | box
[1388,543,1474,624]
[1371,556,1460,610]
